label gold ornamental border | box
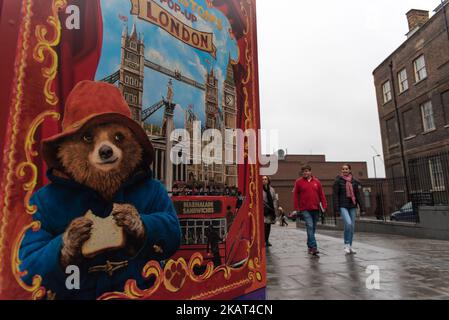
[0,0,34,289]
[11,221,46,299]
[7,0,262,300]
[12,111,61,298]
[33,0,67,106]
[16,111,61,215]
[7,0,66,299]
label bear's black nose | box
[99,145,113,160]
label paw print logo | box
[164,260,187,292]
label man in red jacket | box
[293,165,327,256]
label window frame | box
[180,219,226,245]
[386,117,399,147]
[402,108,416,139]
[429,158,446,192]
[414,55,428,82]
[382,80,392,104]
[420,101,436,133]
[398,68,409,93]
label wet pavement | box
[266,224,449,300]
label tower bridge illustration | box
[100,24,238,190]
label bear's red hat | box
[42,80,154,169]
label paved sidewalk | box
[266,224,449,300]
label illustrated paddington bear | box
[19,81,181,300]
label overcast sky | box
[256,0,441,178]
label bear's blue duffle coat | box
[19,169,181,300]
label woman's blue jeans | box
[302,211,319,249]
[340,207,357,245]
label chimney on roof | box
[406,9,429,34]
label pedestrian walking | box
[262,176,278,247]
[236,191,244,212]
[226,205,235,232]
[206,225,222,267]
[332,164,366,255]
[278,206,288,227]
[293,165,327,256]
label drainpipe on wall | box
[441,0,449,42]
[389,60,411,201]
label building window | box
[398,69,408,93]
[130,41,137,50]
[207,118,214,128]
[382,81,392,103]
[402,108,416,138]
[180,219,226,245]
[429,158,445,191]
[126,51,138,63]
[421,101,435,132]
[386,117,399,146]
[124,93,138,105]
[414,55,427,82]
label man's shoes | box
[309,247,319,255]
[349,246,356,255]
[344,245,351,255]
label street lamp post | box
[373,154,381,179]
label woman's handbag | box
[264,205,276,219]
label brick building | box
[268,154,380,216]
[373,2,449,189]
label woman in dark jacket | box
[262,176,278,247]
[333,164,365,254]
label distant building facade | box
[267,154,379,216]
[373,3,449,191]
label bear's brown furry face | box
[57,123,143,200]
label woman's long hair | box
[262,176,271,189]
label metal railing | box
[287,152,449,226]
[353,151,449,224]
[367,177,419,223]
